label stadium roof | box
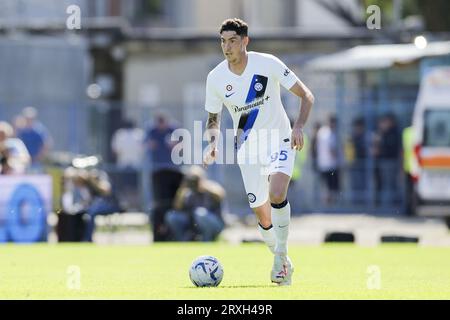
[306,41,450,71]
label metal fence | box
[30,87,418,218]
[1,94,418,217]
[0,34,420,216]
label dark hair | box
[121,119,135,129]
[220,18,248,37]
[353,117,365,127]
[329,115,337,124]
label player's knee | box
[258,218,272,229]
[269,191,286,205]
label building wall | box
[171,0,360,31]
[0,35,91,154]
[0,0,87,19]
[296,0,362,31]
[0,0,361,31]
[192,0,238,30]
[124,51,221,122]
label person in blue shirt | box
[373,113,401,206]
[16,107,53,173]
[144,113,183,241]
[350,117,368,204]
[145,113,178,171]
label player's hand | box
[203,144,218,168]
[291,126,304,151]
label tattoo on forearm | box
[206,113,220,144]
[206,113,220,130]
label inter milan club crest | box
[226,84,233,91]
[254,82,263,92]
[247,193,256,203]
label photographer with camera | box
[165,166,226,242]
[59,164,123,242]
[81,168,123,242]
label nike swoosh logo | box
[275,166,285,169]
[225,92,235,98]
[278,225,288,228]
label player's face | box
[220,31,247,64]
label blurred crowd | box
[0,106,52,175]
[60,112,226,243]
[2,107,410,242]
[309,112,404,208]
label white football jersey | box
[205,51,299,158]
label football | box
[189,255,224,287]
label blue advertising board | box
[0,175,52,242]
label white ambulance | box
[412,66,450,226]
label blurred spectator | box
[61,167,91,215]
[310,122,321,174]
[15,107,53,173]
[111,119,144,209]
[58,167,92,242]
[82,168,123,242]
[111,119,144,169]
[12,115,26,133]
[289,117,309,184]
[144,114,179,201]
[373,113,401,206]
[402,126,417,215]
[310,122,321,204]
[350,117,368,204]
[59,164,123,242]
[0,121,31,174]
[145,113,183,241]
[145,112,179,172]
[316,115,342,205]
[165,166,225,241]
[291,134,309,183]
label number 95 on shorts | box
[238,146,295,208]
[267,146,296,177]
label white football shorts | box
[238,140,296,208]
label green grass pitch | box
[0,243,449,299]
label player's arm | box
[206,112,221,131]
[289,80,315,151]
[203,112,221,168]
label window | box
[424,109,450,147]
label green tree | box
[363,0,450,31]
[417,0,450,31]
[363,0,393,24]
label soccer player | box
[203,18,314,285]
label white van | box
[412,66,450,225]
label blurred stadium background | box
[1,0,450,245]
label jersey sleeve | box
[270,55,300,90]
[205,73,223,114]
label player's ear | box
[242,36,249,47]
